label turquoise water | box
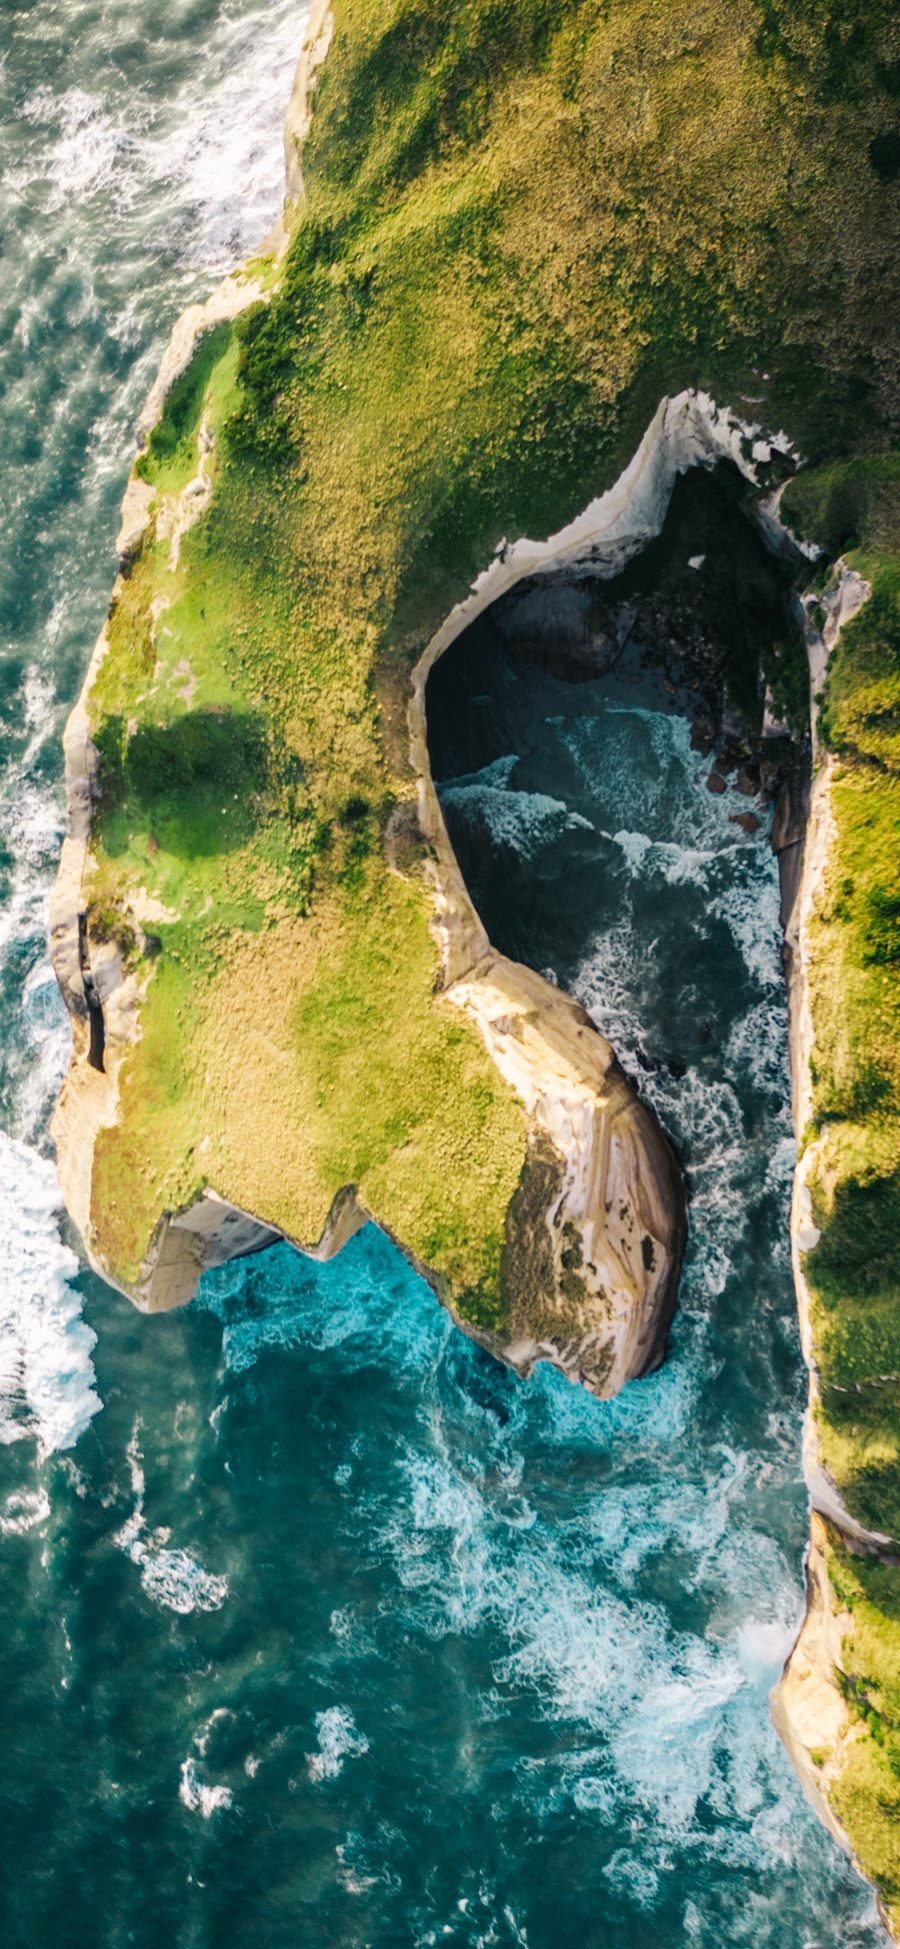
[0,7,889,1946]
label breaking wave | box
[0,0,309,1467]
[0,1132,100,1456]
[307,1706,370,1783]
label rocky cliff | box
[49,8,689,1400]
[49,0,899,1923]
[772,491,900,1934]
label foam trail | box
[114,1423,229,1615]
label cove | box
[1,1,893,1939]
[0,450,888,1940]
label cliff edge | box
[49,0,899,1920]
[772,459,900,1934]
[49,6,689,1399]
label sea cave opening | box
[425,461,807,1112]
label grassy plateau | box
[74,0,899,1911]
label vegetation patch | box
[783,459,900,1545]
[136,322,238,494]
[826,1532,900,1935]
[82,5,899,1892]
[780,455,900,1918]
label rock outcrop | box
[49,10,692,1398]
[770,546,898,1933]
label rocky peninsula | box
[50,0,899,1928]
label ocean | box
[0,4,887,1944]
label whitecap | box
[0,1487,51,1535]
[307,1705,369,1783]
[612,827,716,888]
[137,1547,229,1616]
[178,1757,233,1819]
[440,767,594,862]
[0,1131,100,1457]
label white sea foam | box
[20,4,307,271]
[710,859,784,990]
[143,2,308,268]
[0,786,65,963]
[441,758,594,860]
[380,1426,786,1846]
[178,1757,233,1819]
[115,1424,228,1614]
[0,662,72,1133]
[0,1487,51,1535]
[0,1132,100,1456]
[736,1614,796,1678]
[307,1705,369,1782]
[22,86,129,209]
[726,998,792,1105]
[611,826,717,888]
[15,958,71,1144]
[604,1851,659,1909]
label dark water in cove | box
[0,5,888,1946]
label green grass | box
[826,1535,900,1933]
[82,9,899,1898]
[783,459,900,1543]
[781,454,900,1917]
[88,315,528,1297]
[93,858,526,1298]
[136,322,239,493]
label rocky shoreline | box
[771,560,899,1939]
[48,13,687,1396]
[45,4,894,1930]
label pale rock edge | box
[772,559,898,1939]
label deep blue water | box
[0,6,888,1946]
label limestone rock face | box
[771,1515,860,1852]
[443,958,684,1397]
